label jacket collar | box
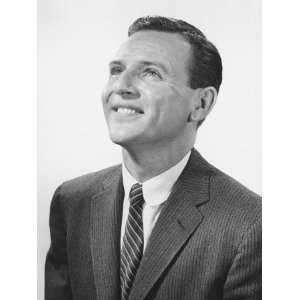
[89,166,123,300]
[129,148,213,300]
[90,148,213,300]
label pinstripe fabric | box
[120,183,145,300]
[45,148,261,300]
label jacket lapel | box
[128,149,212,300]
[90,166,124,300]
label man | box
[45,16,261,300]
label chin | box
[109,129,139,146]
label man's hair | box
[128,16,222,93]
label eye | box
[110,65,123,76]
[142,68,162,80]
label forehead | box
[113,31,191,78]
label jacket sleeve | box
[223,216,262,300]
[45,185,73,300]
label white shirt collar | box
[122,151,191,207]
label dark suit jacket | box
[45,148,261,300]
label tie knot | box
[129,183,144,207]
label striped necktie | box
[120,183,145,300]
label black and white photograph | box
[4,1,300,300]
[38,1,262,299]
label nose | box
[114,70,140,100]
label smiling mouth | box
[113,106,144,115]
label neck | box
[122,138,194,182]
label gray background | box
[38,0,261,298]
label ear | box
[189,86,218,123]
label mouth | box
[112,105,144,115]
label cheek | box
[142,89,168,117]
[101,78,115,105]
[138,82,192,122]
[153,86,191,117]
[101,86,110,106]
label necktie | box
[120,183,145,300]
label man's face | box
[102,30,196,147]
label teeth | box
[117,107,137,114]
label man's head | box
[128,16,222,93]
[102,16,222,151]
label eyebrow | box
[109,60,170,74]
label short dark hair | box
[128,16,222,93]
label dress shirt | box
[121,151,191,251]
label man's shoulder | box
[190,149,261,227]
[189,155,261,247]
[191,148,261,203]
[210,166,261,204]
[57,164,122,197]
[204,163,261,232]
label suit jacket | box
[45,148,261,300]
